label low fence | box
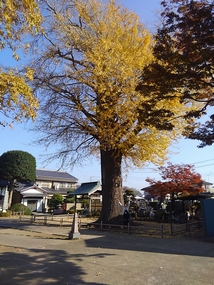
[17,214,204,239]
[170,220,203,238]
[94,222,165,238]
[82,220,204,239]
[18,214,74,227]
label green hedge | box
[11,203,32,215]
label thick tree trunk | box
[100,149,124,223]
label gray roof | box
[43,187,70,195]
[36,169,78,183]
[70,181,101,196]
[15,182,69,196]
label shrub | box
[24,207,32,215]
[86,211,101,218]
[92,210,101,217]
[11,203,26,213]
[11,203,32,215]
[0,210,11,217]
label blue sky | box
[1,0,214,191]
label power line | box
[191,158,214,165]
[123,159,214,179]
[194,163,214,168]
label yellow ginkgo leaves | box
[0,0,41,127]
[0,69,38,127]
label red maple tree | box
[146,162,204,199]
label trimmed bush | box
[24,207,32,215]
[11,203,32,215]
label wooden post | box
[161,225,164,238]
[128,222,130,235]
[30,215,34,224]
[170,222,173,236]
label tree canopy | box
[123,187,136,204]
[188,115,214,147]
[0,0,41,50]
[146,162,204,199]
[0,150,36,207]
[49,193,64,210]
[138,0,213,141]
[0,0,41,127]
[27,0,203,222]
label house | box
[0,169,78,212]
[203,181,214,193]
[36,169,78,191]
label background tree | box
[29,0,201,223]
[123,187,136,203]
[0,0,41,127]
[138,0,213,142]
[64,190,75,203]
[188,115,214,147]
[0,150,36,208]
[49,194,64,210]
[146,162,204,199]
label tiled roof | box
[15,183,70,196]
[36,169,78,183]
[42,187,70,195]
[15,182,34,191]
[70,181,101,196]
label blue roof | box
[70,181,101,196]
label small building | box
[69,181,102,212]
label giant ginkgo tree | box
[28,0,202,223]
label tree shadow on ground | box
[1,218,214,259]
[79,228,214,258]
[0,246,112,285]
